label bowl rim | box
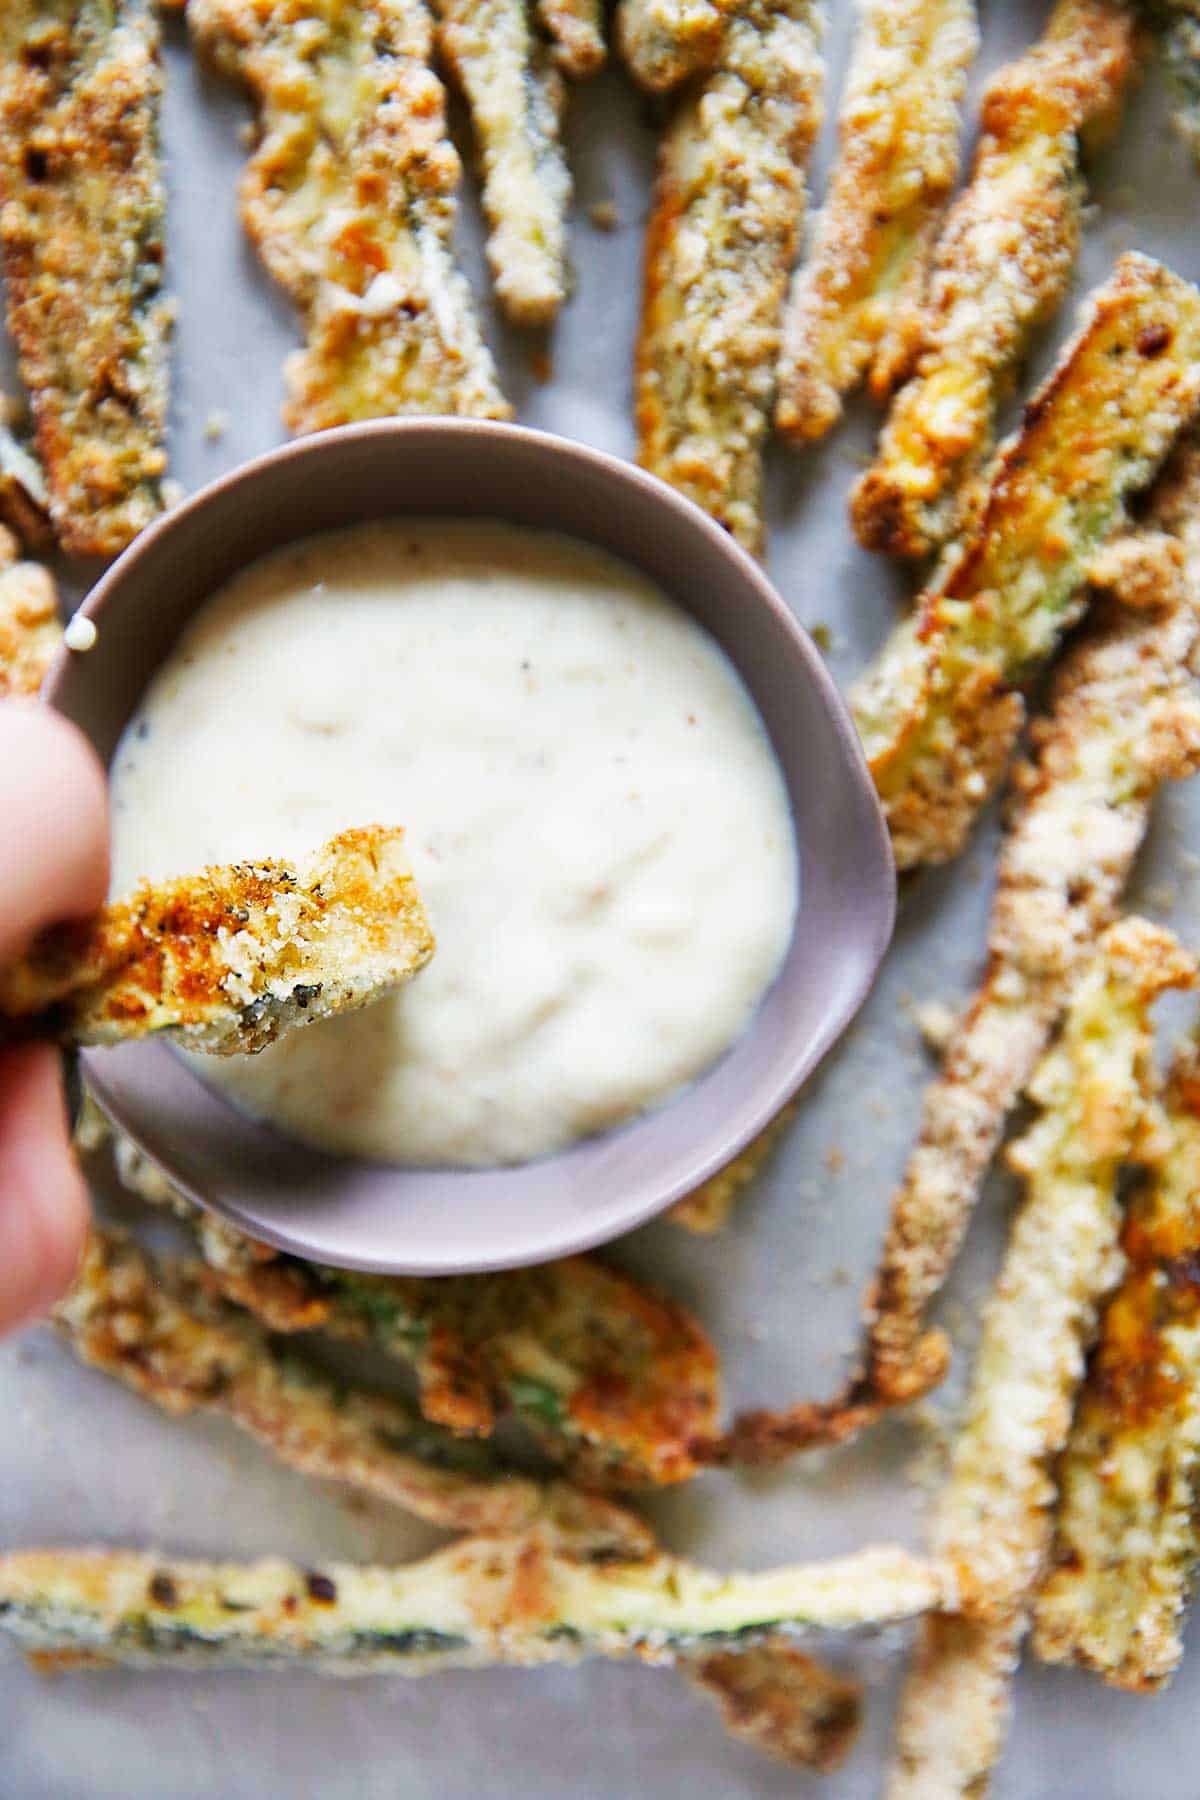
[47,417,896,1272]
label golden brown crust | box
[774,0,979,442]
[851,0,1140,562]
[189,0,509,428]
[634,0,824,555]
[0,0,171,557]
[687,1646,861,1771]
[851,252,1200,872]
[0,826,434,1054]
[434,0,571,324]
[0,526,61,697]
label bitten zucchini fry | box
[634,0,824,555]
[0,0,171,556]
[887,920,1195,1800]
[0,827,434,1055]
[705,451,1200,1464]
[851,252,1200,872]
[850,0,1140,562]
[1032,1031,1200,1689]
[0,1542,953,1673]
[189,0,509,430]
[433,0,572,324]
[0,526,61,697]
[774,0,979,442]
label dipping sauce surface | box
[111,520,798,1166]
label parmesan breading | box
[685,1647,861,1771]
[706,455,1200,1465]
[0,1542,953,1673]
[536,0,605,75]
[189,0,509,430]
[0,0,171,556]
[635,0,824,555]
[0,526,61,697]
[774,0,979,443]
[668,1104,795,1233]
[887,920,1195,1800]
[851,0,1140,562]
[1032,1032,1200,1690]
[0,826,434,1055]
[616,0,741,92]
[434,0,572,325]
[851,252,1200,872]
[56,1228,653,1552]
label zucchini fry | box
[888,920,1195,1800]
[1156,1,1200,164]
[0,826,434,1055]
[1032,1032,1200,1689]
[189,0,509,430]
[101,1123,720,1489]
[668,1103,796,1233]
[616,0,741,92]
[706,458,1200,1463]
[851,252,1200,872]
[634,0,824,555]
[851,0,1140,562]
[55,1228,652,1552]
[434,0,572,325]
[774,0,979,443]
[0,0,171,556]
[0,526,61,697]
[536,0,605,75]
[0,1542,952,1673]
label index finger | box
[0,702,109,966]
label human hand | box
[0,702,108,1335]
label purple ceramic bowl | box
[44,420,895,1274]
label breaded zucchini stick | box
[536,0,605,75]
[774,0,979,443]
[851,252,1200,872]
[616,0,741,92]
[0,1542,953,1673]
[0,826,434,1055]
[888,920,1195,1800]
[1032,1032,1200,1689]
[634,0,824,555]
[434,0,572,325]
[0,0,170,557]
[189,0,509,430]
[850,0,1140,562]
[100,1121,720,1488]
[705,463,1200,1464]
[668,1103,795,1233]
[0,526,61,697]
[1156,1,1200,164]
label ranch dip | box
[110,520,798,1167]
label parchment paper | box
[4,5,1200,1795]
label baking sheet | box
[5,4,1200,1795]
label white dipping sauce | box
[110,521,798,1167]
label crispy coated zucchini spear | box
[0,1542,952,1673]
[616,0,742,92]
[102,1123,721,1488]
[634,0,824,556]
[888,920,1195,1800]
[0,0,171,556]
[189,0,509,430]
[774,0,979,443]
[0,526,61,697]
[851,252,1200,872]
[850,0,1140,562]
[668,1104,796,1233]
[705,454,1200,1463]
[55,1227,653,1552]
[1031,1031,1200,1690]
[0,827,434,1055]
[433,0,572,325]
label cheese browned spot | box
[851,252,1200,872]
[0,525,61,698]
[189,0,509,429]
[850,0,1140,562]
[774,0,979,442]
[687,1646,861,1771]
[0,0,171,557]
[0,826,434,1055]
[635,0,824,555]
